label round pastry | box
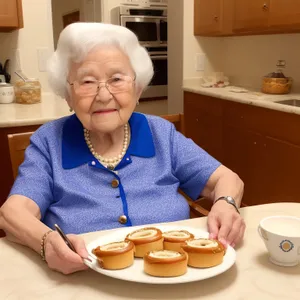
[144,250,188,277]
[162,230,194,252]
[181,238,225,268]
[92,240,135,270]
[125,227,164,258]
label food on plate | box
[144,250,188,277]
[181,238,225,268]
[162,230,194,252]
[92,240,135,270]
[125,227,164,258]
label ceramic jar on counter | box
[14,78,41,104]
[0,83,15,104]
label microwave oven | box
[111,6,167,47]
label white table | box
[1,203,300,300]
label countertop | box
[183,79,300,116]
[1,202,299,300]
[0,93,72,128]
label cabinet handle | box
[214,16,218,21]
[262,3,268,11]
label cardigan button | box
[111,179,119,188]
[118,215,127,224]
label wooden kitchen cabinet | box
[0,0,23,31]
[184,91,300,206]
[233,0,269,32]
[232,0,300,34]
[195,0,300,36]
[222,125,268,206]
[194,0,233,36]
[184,93,223,161]
[268,0,300,30]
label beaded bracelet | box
[40,230,53,261]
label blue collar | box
[62,112,155,169]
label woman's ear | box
[135,86,143,102]
[65,95,73,112]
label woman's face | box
[67,46,141,133]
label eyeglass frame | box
[67,74,136,96]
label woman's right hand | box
[44,231,89,274]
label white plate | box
[84,225,236,284]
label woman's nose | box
[95,84,112,102]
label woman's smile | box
[93,109,117,114]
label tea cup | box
[258,215,300,267]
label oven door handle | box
[150,55,167,60]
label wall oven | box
[117,6,167,47]
[142,46,167,99]
[111,5,168,99]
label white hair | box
[47,22,154,98]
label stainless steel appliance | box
[111,4,168,99]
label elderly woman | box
[0,23,244,275]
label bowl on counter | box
[0,83,15,104]
[261,77,293,95]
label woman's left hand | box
[207,200,246,248]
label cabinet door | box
[184,93,223,162]
[233,0,270,32]
[269,0,300,29]
[194,0,222,35]
[223,125,267,206]
[264,137,300,203]
[0,0,18,27]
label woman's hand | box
[207,200,246,248]
[44,231,89,274]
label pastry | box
[181,238,225,268]
[92,240,135,270]
[125,227,164,258]
[144,250,188,277]
[162,230,194,252]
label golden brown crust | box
[144,250,187,264]
[125,227,163,245]
[92,241,135,270]
[181,238,225,254]
[92,241,134,257]
[144,250,188,277]
[181,238,225,268]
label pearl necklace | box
[84,123,129,169]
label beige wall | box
[102,0,122,23]
[183,0,222,80]
[168,0,222,113]
[52,0,103,49]
[0,0,54,92]
[52,0,82,49]
[222,34,300,92]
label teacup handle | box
[257,225,268,240]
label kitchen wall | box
[168,0,222,113]
[222,34,300,92]
[52,0,82,49]
[102,0,122,23]
[52,0,102,48]
[0,0,54,92]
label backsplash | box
[221,33,300,92]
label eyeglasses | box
[68,75,136,97]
